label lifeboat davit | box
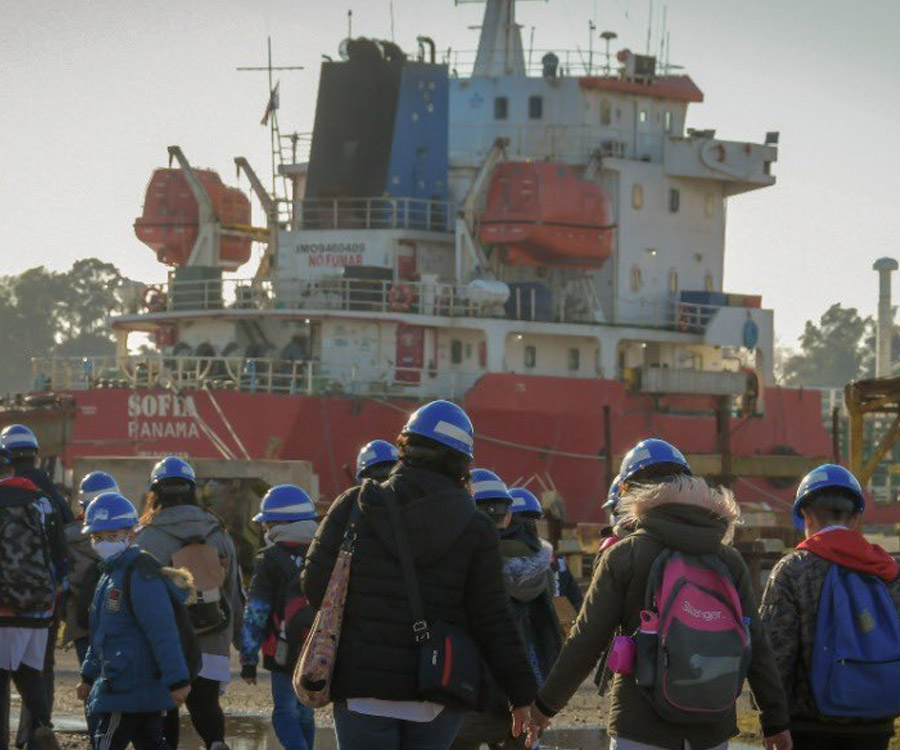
[134,169,252,270]
[478,162,615,268]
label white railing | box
[445,49,619,78]
[31,355,482,400]
[615,299,722,332]
[293,197,455,233]
[449,123,665,164]
[132,276,600,324]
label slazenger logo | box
[682,600,723,622]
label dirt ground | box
[31,647,900,750]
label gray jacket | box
[136,504,243,659]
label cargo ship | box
[29,0,834,522]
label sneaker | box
[32,727,62,750]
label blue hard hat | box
[402,400,474,459]
[150,456,196,487]
[471,468,512,505]
[78,471,119,509]
[619,439,691,484]
[356,440,399,482]
[793,464,864,530]
[509,487,542,519]
[82,492,139,534]
[0,424,39,453]
[253,484,317,523]
[602,474,622,512]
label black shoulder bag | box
[383,492,483,710]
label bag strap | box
[339,490,363,554]
[382,488,430,644]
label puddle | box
[48,715,763,750]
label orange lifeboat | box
[478,162,615,268]
[134,169,252,270]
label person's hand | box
[75,682,91,701]
[170,685,191,707]
[510,706,529,738]
[764,730,792,750]
[525,703,552,747]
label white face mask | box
[91,540,129,560]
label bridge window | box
[631,265,644,292]
[600,99,612,125]
[451,339,463,364]
[494,96,509,120]
[568,348,580,371]
[669,188,680,213]
[524,345,537,369]
[664,110,673,133]
[528,96,543,119]
[632,184,644,210]
[638,109,648,124]
[669,269,679,295]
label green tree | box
[782,303,873,387]
[0,259,126,394]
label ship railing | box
[30,355,481,400]
[293,197,456,233]
[445,48,622,78]
[615,299,723,332]
[137,276,583,322]
[450,123,664,163]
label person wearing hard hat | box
[761,465,900,750]
[241,485,319,750]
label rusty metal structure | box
[846,375,900,488]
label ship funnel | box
[873,256,898,378]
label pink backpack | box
[633,549,751,724]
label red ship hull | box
[62,375,832,521]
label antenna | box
[236,37,305,201]
[347,9,353,38]
[588,20,596,75]
[390,1,396,41]
[646,0,653,55]
[600,30,617,76]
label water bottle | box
[634,609,659,688]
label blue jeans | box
[270,670,315,750]
[334,702,462,750]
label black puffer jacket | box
[302,466,538,708]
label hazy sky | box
[2,0,899,347]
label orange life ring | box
[388,283,414,312]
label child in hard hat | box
[76,492,192,750]
[761,464,900,750]
[241,485,319,750]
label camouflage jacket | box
[760,549,900,735]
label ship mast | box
[472,0,526,76]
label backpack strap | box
[381,485,430,644]
[123,552,164,618]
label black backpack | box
[0,492,55,613]
[124,552,203,681]
[269,545,315,669]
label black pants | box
[792,732,892,750]
[93,712,171,750]
[0,664,49,750]
[163,677,224,749]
